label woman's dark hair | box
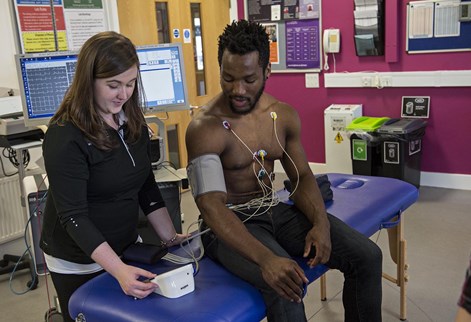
[217,20,270,72]
[50,31,146,150]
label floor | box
[1,176,470,322]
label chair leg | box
[399,239,408,321]
[385,215,408,321]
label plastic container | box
[377,118,427,187]
[346,116,390,176]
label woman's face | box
[93,65,138,119]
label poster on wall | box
[262,22,280,64]
[14,0,68,53]
[14,0,107,53]
[282,0,299,20]
[248,0,320,21]
[285,19,320,69]
[63,0,107,51]
[299,0,319,19]
[248,0,282,22]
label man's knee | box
[363,240,383,273]
[263,289,307,322]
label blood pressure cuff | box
[186,154,227,198]
[122,242,168,265]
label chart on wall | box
[247,0,321,71]
[406,0,471,53]
[13,0,109,53]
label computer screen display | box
[15,42,189,127]
[138,43,189,114]
[15,51,77,127]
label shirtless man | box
[185,20,383,322]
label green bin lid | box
[346,116,390,131]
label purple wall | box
[238,0,471,175]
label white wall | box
[230,0,238,22]
[0,1,20,90]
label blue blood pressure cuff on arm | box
[186,154,227,198]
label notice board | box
[246,0,322,72]
[13,0,109,54]
[406,0,471,53]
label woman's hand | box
[114,264,158,299]
[91,242,158,299]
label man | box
[185,20,382,322]
[456,255,471,322]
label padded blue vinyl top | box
[69,173,418,322]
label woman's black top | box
[40,122,165,264]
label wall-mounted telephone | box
[323,29,340,54]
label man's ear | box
[265,63,272,80]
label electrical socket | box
[305,73,319,88]
[361,76,371,87]
[380,76,392,87]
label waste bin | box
[346,116,390,176]
[377,118,427,188]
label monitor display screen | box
[138,43,189,114]
[16,52,77,127]
[15,43,189,127]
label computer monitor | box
[15,51,77,128]
[138,43,189,114]
[15,42,190,128]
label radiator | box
[0,175,25,244]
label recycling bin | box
[377,118,427,188]
[346,116,390,176]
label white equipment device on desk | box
[0,96,27,135]
[0,96,44,147]
[151,264,195,298]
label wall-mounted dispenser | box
[353,0,384,56]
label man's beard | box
[229,81,265,115]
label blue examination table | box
[69,173,418,321]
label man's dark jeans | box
[202,202,383,322]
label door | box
[117,0,230,168]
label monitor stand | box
[0,140,44,290]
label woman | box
[40,31,187,322]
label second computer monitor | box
[16,42,190,128]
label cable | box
[272,113,300,199]
[0,153,18,176]
[162,220,207,275]
[167,112,303,274]
[2,148,30,169]
[9,202,41,295]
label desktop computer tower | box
[137,181,182,245]
[27,190,48,275]
[150,136,164,167]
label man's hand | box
[260,255,309,303]
[303,219,331,268]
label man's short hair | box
[217,20,270,71]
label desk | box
[69,173,418,321]
[153,164,186,183]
